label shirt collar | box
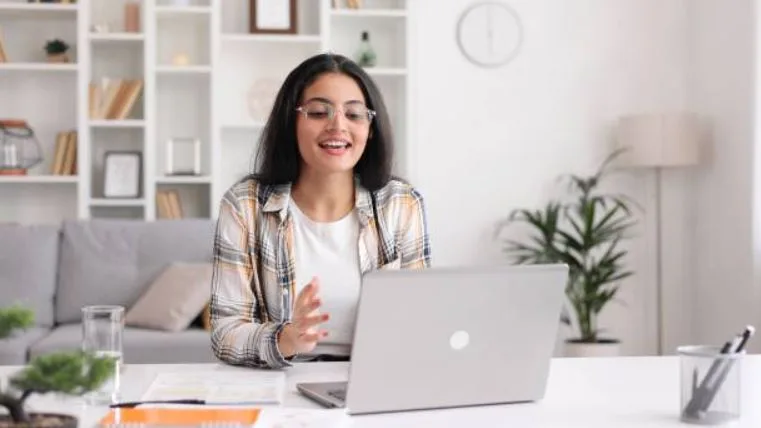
[261,177,375,226]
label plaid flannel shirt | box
[210,177,432,369]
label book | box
[99,407,350,427]
[156,189,183,219]
[89,78,144,120]
[99,407,261,426]
[50,130,77,175]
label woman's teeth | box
[319,141,350,149]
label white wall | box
[408,0,693,355]
[687,0,760,353]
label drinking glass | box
[81,305,124,405]
[678,345,743,425]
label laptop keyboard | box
[327,388,346,401]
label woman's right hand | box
[277,277,330,358]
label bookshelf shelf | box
[155,5,212,15]
[330,9,407,18]
[220,34,322,44]
[89,33,145,42]
[89,119,145,128]
[0,3,78,19]
[0,176,78,184]
[1,0,411,224]
[0,63,79,72]
[156,176,213,185]
[365,67,407,77]
[90,198,146,207]
[156,65,211,74]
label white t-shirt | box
[290,201,361,356]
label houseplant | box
[0,351,116,428]
[43,39,70,63]
[0,305,116,427]
[495,150,639,357]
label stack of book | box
[156,189,183,219]
[50,130,77,175]
[88,78,143,120]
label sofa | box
[0,218,220,366]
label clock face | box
[456,1,523,68]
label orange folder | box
[99,407,262,426]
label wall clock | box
[456,1,524,68]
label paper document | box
[140,370,286,405]
[253,408,350,428]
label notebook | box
[99,407,261,426]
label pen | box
[700,325,755,412]
[683,336,738,417]
[109,399,206,408]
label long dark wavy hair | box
[248,53,395,192]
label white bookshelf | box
[0,0,412,224]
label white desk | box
[1,356,759,427]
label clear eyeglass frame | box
[295,101,376,124]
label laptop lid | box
[344,263,568,415]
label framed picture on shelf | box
[250,0,297,34]
[103,151,141,198]
[165,137,201,176]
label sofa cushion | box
[125,262,213,332]
[55,219,215,325]
[0,224,60,327]
[0,327,50,365]
[28,323,217,364]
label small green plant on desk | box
[0,305,116,428]
[0,352,116,428]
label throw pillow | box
[202,303,211,331]
[125,262,213,332]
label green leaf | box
[10,351,116,396]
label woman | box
[210,53,432,369]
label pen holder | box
[678,345,743,425]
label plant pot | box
[564,339,620,357]
[0,413,78,428]
[46,53,68,63]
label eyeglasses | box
[296,100,376,124]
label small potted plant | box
[495,150,639,357]
[0,305,116,427]
[0,351,116,428]
[43,39,70,63]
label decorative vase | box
[355,31,377,67]
[564,339,620,358]
[0,413,78,428]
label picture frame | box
[165,137,201,176]
[103,151,141,198]
[250,0,297,34]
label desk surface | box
[1,355,759,427]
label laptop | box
[296,263,568,415]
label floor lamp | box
[614,113,702,355]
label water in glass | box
[81,305,124,405]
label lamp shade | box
[614,113,702,168]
